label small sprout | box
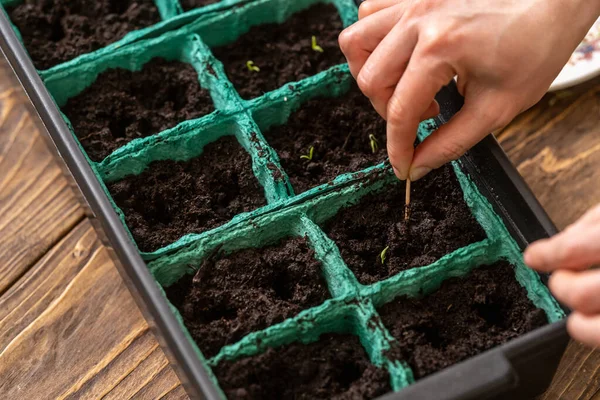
[369,134,379,153]
[311,35,324,53]
[300,146,315,161]
[246,60,260,72]
[447,304,453,312]
[380,246,390,264]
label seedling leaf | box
[380,246,390,264]
[311,35,324,53]
[369,134,379,153]
[246,60,260,72]
[300,146,315,161]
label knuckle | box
[356,68,377,98]
[338,27,358,55]
[386,96,409,125]
[438,141,467,162]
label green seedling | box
[246,60,260,72]
[369,134,379,153]
[380,246,390,264]
[311,35,324,53]
[300,146,315,161]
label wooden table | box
[0,54,598,399]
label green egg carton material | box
[0,0,566,397]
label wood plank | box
[0,219,186,399]
[0,60,84,294]
[499,80,600,400]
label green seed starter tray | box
[1,0,565,398]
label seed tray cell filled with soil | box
[107,135,266,252]
[379,261,548,379]
[213,333,392,400]
[7,0,161,70]
[180,0,220,12]
[322,164,486,285]
[62,58,214,162]
[263,85,387,194]
[165,236,330,358]
[211,3,346,100]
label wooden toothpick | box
[405,178,411,221]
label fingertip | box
[523,240,549,270]
[567,313,600,348]
[409,165,432,181]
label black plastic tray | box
[0,7,568,400]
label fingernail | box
[409,166,432,181]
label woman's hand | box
[525,205,600,347]
[339,0,600,181]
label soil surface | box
[8,0,161,70]
[180,0,220,12]
[107,135,266,252]
[165,236,330,358]
[379,261,548,379]
[62,58,214,162]
[263,85,387,194]
[322,164,486,285]
[214,333,392,399]
[211,3,346,99]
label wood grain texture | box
[499,79,600,400]
[0,219,185,399]
[0,62,84,295]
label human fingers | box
[549,269,600,316]
[385,54,453,179]
[358,0,403,19]
[525,211,600,272]
[356,16,418,119]
[339,4,406,80]
[567,313,600,348]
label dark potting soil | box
[62,58,214,162]
[107,135,266,252]
[180,0,220,12]
[8,0,161,70]
[214,333,392,400]
[263,85,387,194]
[322,164,486,285]
[211,3,346,99]
[379,261,548,379]
[165,236,330,359]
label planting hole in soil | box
[379,261,548,379]
[62,58,214,162]
[211,3,346,100]
[165,236,330,358]
[7,0,161,70]
[322,164,487,285]
[180,0,221,12]
[107,135,266,252]
[213,333,392,399]
[263,85,387,194]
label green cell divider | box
[352,300,414,391]
[156,0,183,20]
[363,240,496,308]
[299,215,360,298]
